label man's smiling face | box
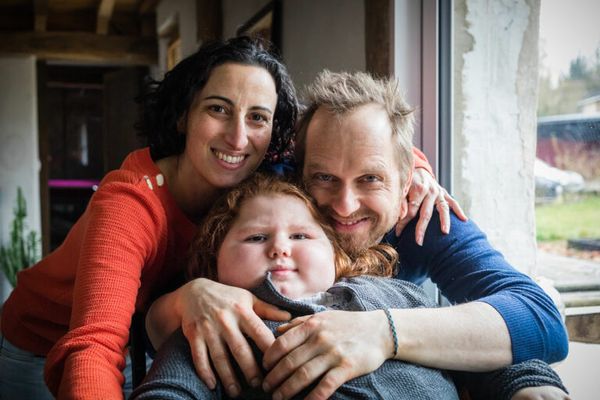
[302,104,403,255]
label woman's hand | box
[395,168,467,245]
[261,310,390,400]
[149,278,291,397]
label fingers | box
[253,298,292,322]
[271,356,346,400]
[415,191,436,245]
[263,343,319,396]
[445,193,468,221]
[203,325,241,397]
[435,196,451,234]
[187,331,216,389]
[276,316,309,334]
[405,193,425,222]
[239,304,276,352]
[222,307,267,389]
[305,367,349,400]
[263,319,311,370]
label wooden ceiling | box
[0,0,159,65]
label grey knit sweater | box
[131,276,458,399]
[130,276,566,399]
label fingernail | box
[263,381,271,392]
[207,377,216,389]
[272,391,282,400]
[228,384,240,397]
[417,235,423,246]
[250,377,261,388]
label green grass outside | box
[536,195,600,241]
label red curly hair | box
[187,173,398,283]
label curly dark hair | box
[136,36,299,164]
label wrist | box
[371,310,397,360]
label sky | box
[539,0,600,85]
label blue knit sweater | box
[387,211,569,364]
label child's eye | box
[290,233,308,240]
[244,234,267,243]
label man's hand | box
[162,279,290,397]
[395,168,467,245]
[511,386,571,400]
[262,310,390,400]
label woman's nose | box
[223,117,249,150]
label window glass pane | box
[536,0,600,303]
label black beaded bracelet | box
[383,309,398,357]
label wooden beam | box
[34,0,48,32]
[566,312,600,344]
[196,0,222,42]
[365,0,394,77]
[97,0,116,35]
[0,32,157,65]
[139,0,160,15]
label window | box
[535,1,600,294]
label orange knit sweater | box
[1,148,196,399]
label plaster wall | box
[222,0,272,39]
[453,0,540,274]
[0,56,41,300]
[282,0,365,90]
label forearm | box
[388,302,512,371]
[392,212,568,363]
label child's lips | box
[270,266,296,277]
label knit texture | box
[1,148,196,399]
[131,276,460,400]
[455,359,568,400]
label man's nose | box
[331,186,361,217]
[224,117,249,150]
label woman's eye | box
[208,105,226,113]
[244,234,267,243]
[290,233,308,240]
[249,113,269,124]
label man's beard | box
[320,207,390,257]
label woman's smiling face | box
[181,62,278,189]
[217,194,336,299]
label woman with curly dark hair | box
[0,36,298,400]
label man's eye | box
[290,233,308,240]
[362,175,381,183]
[244,234,267,242]
[315,174,334,182]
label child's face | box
[217,194,336,299]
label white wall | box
[282,0,365,90]
[453,0,540,274]
[222,0,272,39]
[0,56,41,299]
